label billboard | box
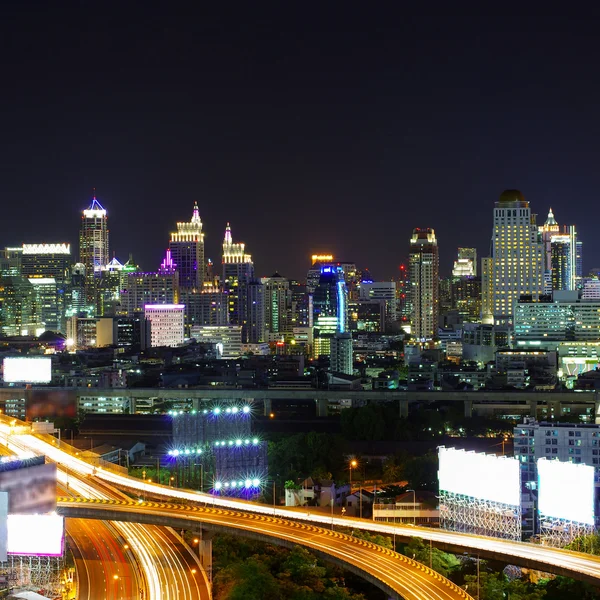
[0,462,56,514]
[3,357,51,384]
[438,447,520,506]
[7,515,64,556]
[538,458,595,525]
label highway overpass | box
[4,386,600,420]
[58,497,473,600]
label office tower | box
[261,273,292,339]
[451,276,482,323]
[330,332,353,375]
[307,255,334,293]
[79,193,109,305]
[409,228,439,341]
[21,243,72,333]
[222,223,254,342]
[307,255,357,296]
[483,190,543,325]
[247,280,266,343]
[190,325,243,359]
[144,304,185,347]
[290,281,310,328]
[21,243,71,281]
[452,248,477,277]
[169,202,205,290]
[312,266,348,359]
[0,248,22,276]
[539,208,560,274]
[123,270,179,316]
[0,276,41,336]
[182,285,229,330]
[359,280,397,327]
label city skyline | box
[1,11,599,278]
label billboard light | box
[3,357,52,384]
[7,515,64,557]
[538,458,595,525]
[438,447,520,506]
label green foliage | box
[537,576,600,600]
[566,533,600,555]
[402,452,438,491]
[212,535,369,600]
[268,432,346,483]
[400,537,460,578]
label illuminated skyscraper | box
[260,273,292,339]
[483,190,543,325]
[452,248,477,277]
[79,193,109,305]
[169,202,205,290]
[312,266,348,359]
[409,228,439,341]
[222,223,254,341]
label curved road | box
[57,497,472,600]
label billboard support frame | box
[439,490,522,541]
[539,513,595,548]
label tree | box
[401,538,459,578]
[214,558,282,600]
[402,452,438,491]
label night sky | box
[1,9,599,279]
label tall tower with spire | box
[79,190,109,307]
[222,223,254,340]
[168,202,205,290]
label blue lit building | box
[312,266,350,363]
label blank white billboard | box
[7,514,64,556]
[3,357,51,384]
[438,447,520,506]
[538,458,595,525]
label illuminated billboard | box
[7,515,64,556]
[3,357,51,384]
[538,458,595,525]
[438,447,520,506]
[0,462,56,514]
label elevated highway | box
[57,497,472,600]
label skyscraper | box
[169,202,205,290]
[261,273,292,340]
[79,193,109,306]
[483,190,543,325]
[312,266,348,359]
[452,248,477,277]
[409,228,439,341]
[222,223,254,341]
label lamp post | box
[407,489,416,526]
[349,459,357,516]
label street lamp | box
[407,489,416,526]
[169,476,175,487]
[349,459,358,518]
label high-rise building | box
[409,228,439,341]
[247,281,266,343]
[359,280,397,327]
[261,273,292,340]
[312,266,348,359]
[222,224,254,342]
[123,270,179,316]
[144,304,185,347]
[0,276,42,336]
[21,243,72,332]
[539,208,560,276]
[0,248,22,277]
[483,190,544,325]
[190,325,243,359]
[452,248,477,277]
[330,332,353,375]
[79,193,109,306]
[169,202,205,290]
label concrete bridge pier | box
[199,529,214,584]
[464,399,473,418]
[529,400,537,418]
[316,397,328,417]
[398,399,408,418]
[263,398,272,417]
